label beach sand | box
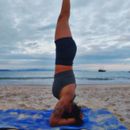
[0,84,130,128]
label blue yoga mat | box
[0,108,127,130]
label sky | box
[0,0,130,71]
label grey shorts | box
[52,70,76,99]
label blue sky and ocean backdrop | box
[0,0,130,86]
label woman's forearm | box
[50,117,76,126]
[59,0,70,19]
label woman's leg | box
[55,0,73,74]
[55,0,72,41]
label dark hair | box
[61,102,83,126]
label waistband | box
[55,37,73,43]
[54,70,74,78]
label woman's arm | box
[49,99,76,126]
[50,118,76,127]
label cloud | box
[11,40,55,55]
[0,0,130,70]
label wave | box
[77,77,130,80]
[76,77,115,80]
[1,77,130,81]
[0,77,53,80]
[0,69,53,72]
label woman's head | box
[62,102,83,125]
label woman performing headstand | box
[50,0,83,126]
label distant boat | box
[98,69,106,72]
[128,71,130,73]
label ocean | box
[0,69,130,86]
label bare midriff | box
[55,65,73,74]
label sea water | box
[0,69,130,86]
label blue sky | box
[0,0,130,71]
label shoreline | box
[0,83,130,88]
[0,82,130,87]
[0,84,130,128]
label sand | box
[0,84,130,128]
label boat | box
[98,69,106,72]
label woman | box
[50,0,83,126]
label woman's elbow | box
[49,118,58,127]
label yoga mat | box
[0,108,127,130]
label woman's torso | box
[55,65,73,74]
